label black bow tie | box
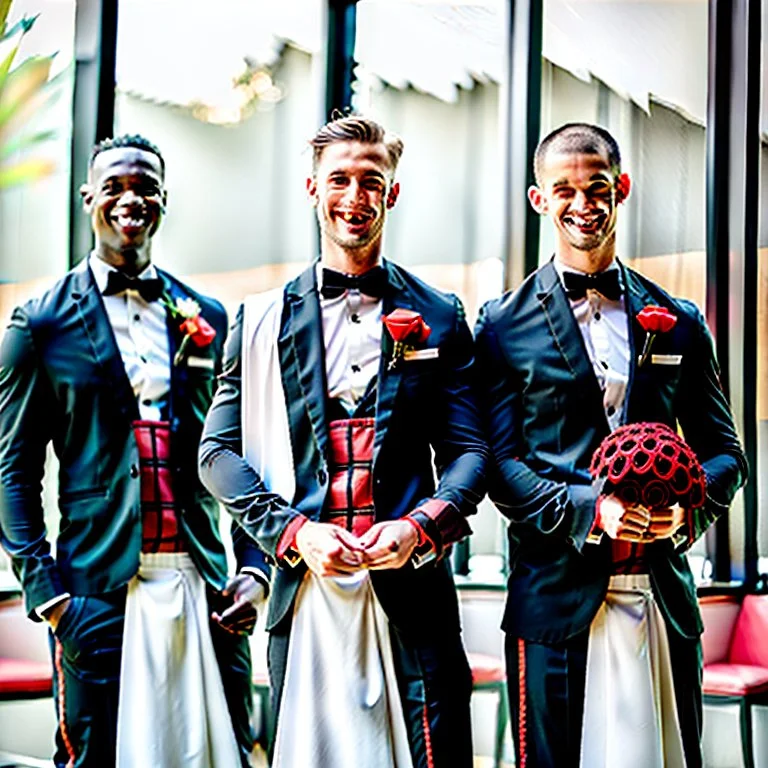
[103,270,164,302]
[562,270,623,301]
[320,266,390,300]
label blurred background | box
[0,1,766,765]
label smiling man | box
[475,123,747,767]
[199,115,487,768]
[0,135,270,767]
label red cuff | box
[412,498,471,547]
[276,516,309,561]
[404,515,429,547]
[586,497,605,543]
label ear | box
[306,176,318,206]
[615,173,631,204]
[527,185,548,215]
[80,183,94,212]
[386,182,400,209]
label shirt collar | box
[89,252,159,294]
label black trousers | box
[49,585,254,768]
[505,624,703,768]
[268,613,474,768]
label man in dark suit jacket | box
[475,123,747,768]
[199,115,487,768]
[0,135,270,767]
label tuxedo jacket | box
[475,260,747,643]
[0,259,268,619]
[199,261,488,637]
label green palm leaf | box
[0,3,56,190]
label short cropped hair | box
[309,115,404,175]
[534,123,621,185]
[89,134,165,174]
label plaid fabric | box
[133,420,186,553]
[611,540,648,574]
[322,416,376,537]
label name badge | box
[403,348,440,362]
[187,356,215,370]
[651,354,682,366]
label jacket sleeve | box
[0,306,65,618]
[673,303,748,547]
[408,296,488,552]
[474,301,602,552]
[199,304,306,562]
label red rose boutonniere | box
[636,306,677,367]
[162,295,217,365]
[383,308,431,370]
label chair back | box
[699,594,741,665]
[728,594,768,667]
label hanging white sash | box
[580,573,687,768]
[115,552,241,768]
[240,289,296,503]
[272,570,414,768]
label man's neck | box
[555,243,616,274]
[94,245,152,277]
[320,240,382,275]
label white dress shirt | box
[317,264,382,412]
[89,254,171,421]
[554,259,629,431]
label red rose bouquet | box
[590,422,706,510]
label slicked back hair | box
[534,123,621,186]
[89,134,165,175]
[309,115,404,175]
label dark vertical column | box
[501,0,543,292]
[325,0,358,120]
[705,0,760,584]
[68,0,118,268]
[739,0,760,588]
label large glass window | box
[113,0,325,319]
[0,0,77,582]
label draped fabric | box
[272,571,414,768]
[240,289,296,503]
[580,574,686,768]
[116,553,240,768]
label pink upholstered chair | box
[700,593,768,768]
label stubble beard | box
[320,206,386,262]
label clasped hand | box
[295,520,419,577]
[599,494,686,542]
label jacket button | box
[317,469,327,484]
[130,464,140,479]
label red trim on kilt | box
[422,702,435,768]
[55,638,76,768]
[518,638,527,768]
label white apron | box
[272,570,414,768]
[580,573,687,768]
[115,552,241,768]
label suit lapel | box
[536,260,603,376]
[283,265,330,458]
[70,260,140,422]
[535,260,608,428]
[373,261,408,465]
[621,262,658,421]
[159,274,187,424]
